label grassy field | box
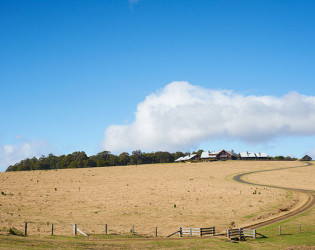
[0,160,314,249]
[0,161,303,236]
[246,163,315,190]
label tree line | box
[5,149,297,172]
[6,150,186,172]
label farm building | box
[200,150,237,161]
[240,152,256,160]
[177,150,269,162]
[175,154,198,162]
[256,152,268,159]
[239,152,268,160]
[217,150,237,160]
[200,151,219,161]
[301,155,312,161]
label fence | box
[178,227,215,237]
[6,222,310,239]
[15,223,215,238]
[8,222,165,237]
[226,228,256,240]
[201,227,216,237]
[242,228,256,238]
[277,224,306,235]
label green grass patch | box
[1,233,315,249]
[255,232,315,247]
[243,213,257,219]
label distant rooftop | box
[240,152,268,158]
[175,154,197,162]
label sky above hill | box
[1,0,315,171]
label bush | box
[8,227,24,236]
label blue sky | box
[1,0,315,171]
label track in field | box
[233,162,315,229]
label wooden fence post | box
[179,227,182,237]
[105,224,107,235]
[155,227,157,237]
[132,225,134,235]
[226,229,230,238]
[74,224,77,235]
[212,226,215,236]
[239,228,242,239]
[254,229,256,239]
[51,224,54,235]
[24,222,27,236]
[278,225,281,235]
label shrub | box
[229,221,235,229]
[8,227,24,236]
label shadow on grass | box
[256,232,268,238]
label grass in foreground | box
[1,231,315,249]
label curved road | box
[233,162,315,229]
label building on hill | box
[301,155,312,161]
[200,151,219,161]
[239,152,268,160]
[256,152,268,160]
[200,150,236,161]
[217,150,237,160]
[178,150,269,162]
[175,154,198,162]
[240,152,256,160]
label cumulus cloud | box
[0,138,52,172]
[102,81,315,154]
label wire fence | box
[1,222,314,238]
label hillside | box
[0,161,305,236]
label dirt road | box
[233,162,315,229]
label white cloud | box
[102,81,315,154]
[0,138,52,172]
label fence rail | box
[179,227,215,237]
[6,221,310,239]
[201,227,216,236]
[242,228,256,238]
[226,228,256,240]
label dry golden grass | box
[245,161,315,191]
[0,161,306,236]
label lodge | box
[200,150,237,161]
[176,150,269,162]
[239,152,268,160]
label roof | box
[240,152,268,158]
[175,156,184,162]
[200,151,209,158]
[183,154,197,160]
[175,154,197,161]
[301,155,312,161]
[218,149,235,155]
[200,151,217,159]
[240,152,255,158]
[210,151,220,155]
[256,152,268,157]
